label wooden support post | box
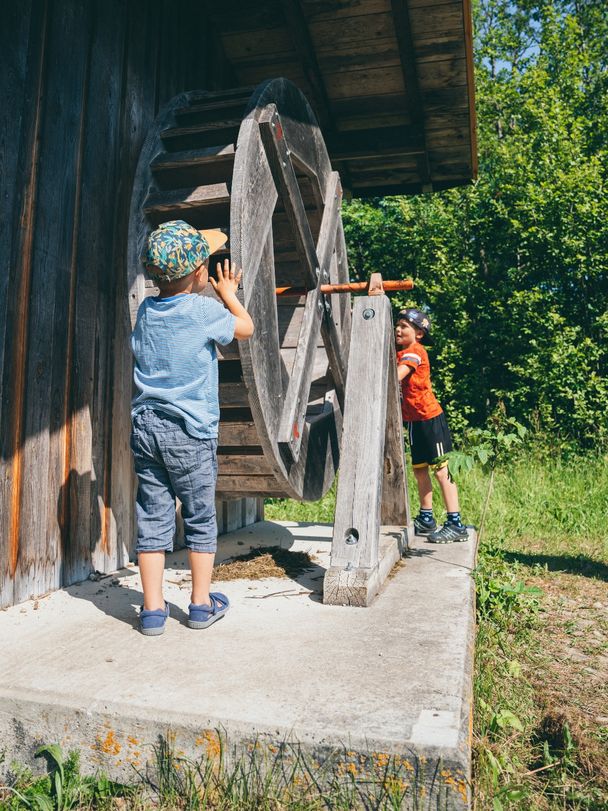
[323,294,411,607]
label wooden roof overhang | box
[205,0,477,197]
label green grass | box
[267,451,608,810]
[0,739,438,810]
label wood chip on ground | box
[213,546,315,581]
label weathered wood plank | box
[65,0,127,585]
[409,3,463,37]
[160,120,241,151]
[0,0,38,609]
[308,12,395,50]
[381,341,410,526]
[143,183,231,226]
[280,0,335,130]
[281,347,328,380]
[220,27,294,61]
[174,98,249,125]
[324,295,406,606]
[324,66,404,100]
[218,421,260,446]
[15,0,92,604]
[218,454,273,476]
[151,146,235,189]
[231,117,278,306]
[216,475,288,498]
[418,56,468,89]
[302,0,390,22]
[259,105,320,289]
[275,172,343,460]
[113,0,165,568]
[326,126,424,161]
[316,42,401,74]
[219,382,251,408]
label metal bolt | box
[345,529,359,545]
[345,561,354,571]
[315,267,320,278]
[362,308,375,320]
[323,269,329,281]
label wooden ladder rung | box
[161,120,242,151]
[143,183,230,221]
[186,86,256,104]
[151,146,235,172]
[174,98,249,123]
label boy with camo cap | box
[131,219,254,635]
[395,307,469,543]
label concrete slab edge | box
[0,688,470,809]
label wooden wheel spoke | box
[275,169,344,461]
[259,103,347,461]
[259,104,319,288]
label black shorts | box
[405,412,453,467]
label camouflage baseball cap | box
[142,220,228,281]
[397,307,432,341]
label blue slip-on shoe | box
[139,602,170,636]
[188,592,229,629]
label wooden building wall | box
[0,0,260,609]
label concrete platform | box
[0,521,476,809]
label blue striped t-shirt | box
[131,293,236,438]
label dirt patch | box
[525,571,608,786]
[213,546,316,581]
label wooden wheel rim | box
[128,80,351,501]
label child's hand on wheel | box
[210,258,242,300]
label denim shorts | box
[130,408,218,554]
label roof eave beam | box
[390,0,433,191]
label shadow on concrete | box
[502,551,608,582]
[65,570,189,633]
[64,521,329,625]
[406,543,476,572]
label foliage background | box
[342,0,608,447]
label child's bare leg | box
[434,464,460,513]
[413,465,433,510]
[139,551,166,611]
[189,551,215,606]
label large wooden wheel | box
[128,79,352,501]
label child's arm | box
[210,259,254,340]
[398,364,413,382]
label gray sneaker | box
[427,522,469,544]
[414,515,437,535]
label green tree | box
[343,0,608,447]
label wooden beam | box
[323,295,409,607]
[259,105,319,288]
[390,0,433,189]
[280,0,334,131]
[276,172,343,462]
[326,126,425,161]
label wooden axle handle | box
[275,279,414,296]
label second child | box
[395,308,468,544]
